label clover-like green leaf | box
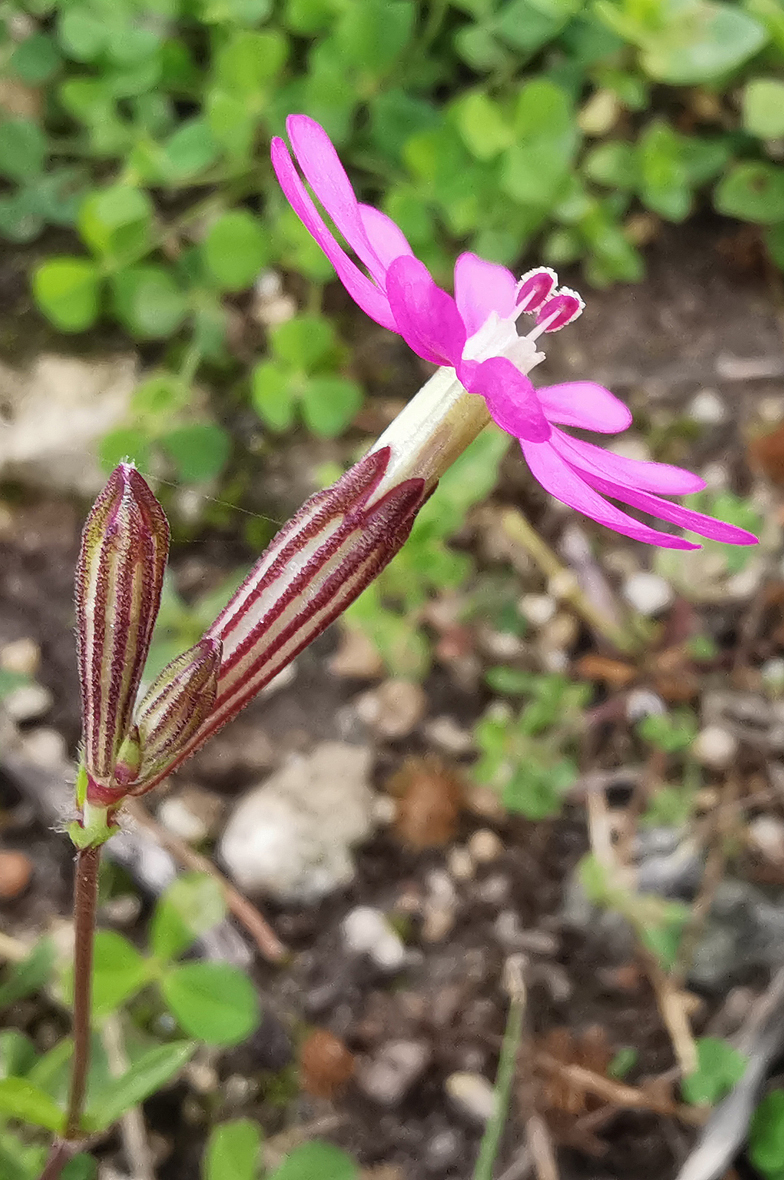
[151,873,227,961]
[33,257,101,331]
[204,1118,262,1180]
[162,962,260,1046]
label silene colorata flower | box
[272,114,758,552]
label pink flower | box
[271,115,757,551]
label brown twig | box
[534,1055,705,1126]
[124,799,287,964]
[526,1113,560,1180]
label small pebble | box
[468,828,504,864]
[473,873,510,905]
[355,679,427,739]
[355,1040,430,1106]
[424,715,474,754]
[481,629,525,660]
[623,572,674,617]
[541,612,579,651]
[424,1129,463,1171]
[626,688,666,722]
[445,1071,497,1123]
[0,637,40,677]
[422,870,458,943]
[157,796,209,844]
[762,658,784,694]
[0,850,33,899]
[342,906,406,971]
[185,1060,219,1094]
[20,727,68,769]
[4,682,53,722]
[610,434,650,462]
[447,845,475,881]
[519,594,556,628]
[689,389,727,425]
[100,894,142,926]
[692,725,738,769]
[748,815,784,864]
[328,628,384,679]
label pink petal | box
[271,137,397,332]
[461,355,550,443]
[286,115,386,286]
[553,432,707,495]
[582,472,759,546]
[359,204,414,270]
[536,381,633,433]
[454,252,518,337]
[386,255,466,366]
[521,438,699,549]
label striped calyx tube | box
[72,367,493,840]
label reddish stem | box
[64,846,101,1141]
[37,1139,76,1180]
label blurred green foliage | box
[0,873,262,1176]
[751,1090,784,1180]
[474,670,589,817]
[1,0,784,484]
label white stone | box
[519,594,556,628]
[355,1040,431,1105]
[448,846,475,881]
[692,725,738,769]
[468,829,504,864]
[19,726,68,770]
[342,906,406,970]
[158,797,209,844]
[748,815,784,864]
[354,679,426,738]
[700,461,730,491]
[328,627,384,679]
[689,389,727,425]
[0,638,40,677]
[445,1072,497,1123]
[609,435,650,463]
[424,715,474,754]
[626,688,666,723]
[4,682,52,722]
[762,659,784,693]
[218,742,375,902]
[422,870,458,942]
[622,572,674,617]
[0,354,137,493]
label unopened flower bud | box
[75,464,169,799]
[131,637,222,789]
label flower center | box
[461,266,584,376]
